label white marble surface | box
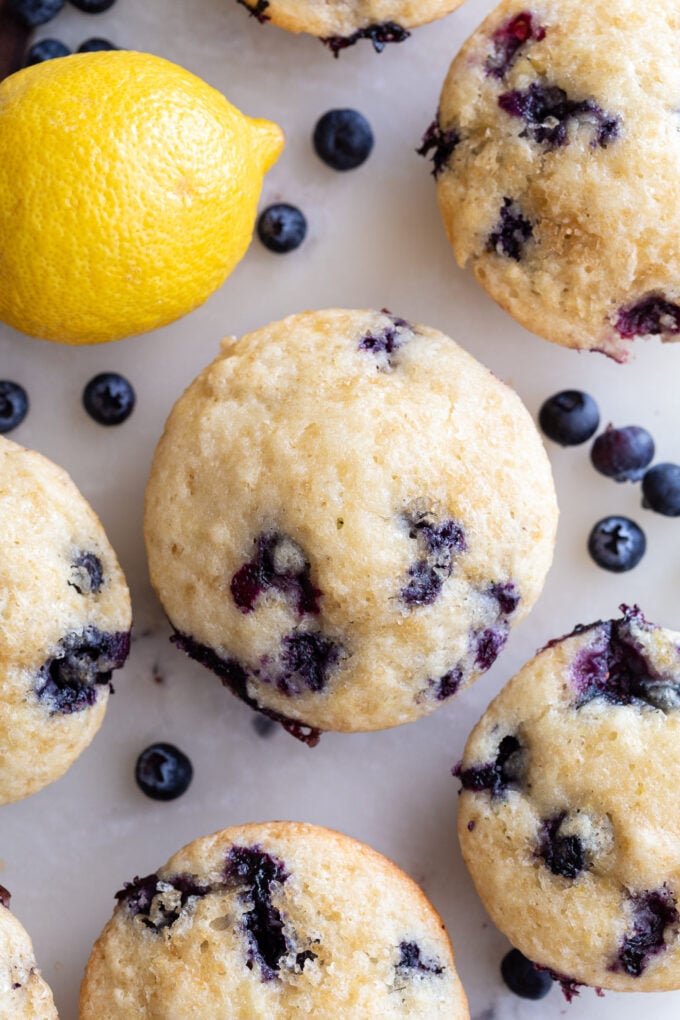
[3,0,680,1016]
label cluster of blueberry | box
[257,109,373,253]
[10,0,117,65]
[0,372,135,432]
[539,390,679,572]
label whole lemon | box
[0,51,283,344]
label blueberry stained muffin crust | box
[457,606,680,992]
[0,887,58,1018]
[80,821,469,1018]
[144,309,557,739]
[235,0,466,53]
[0,436,131,804]
[425,0,680,359]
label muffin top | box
[0,887,58,1019]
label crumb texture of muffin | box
[144,308,557,737]
[430,0,680,359]
[458,606,680,992]
[0,891,59,1018]
[80,820,468,1019]
[0,436,132,805]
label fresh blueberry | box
[0,381,28,434]
[83,372,135,425]
[10,0,63,27]
[501,949,553,999]
[135,743,193,801]
[539,390,600,446]
[225,845,289,980]
[588,516,646,572]
[642,463,680,517]
[257,204,307,254]
[25,38,71,64]
[591,426,655,482]
[77,36,117,51]
[68,0,116,11]
[313,109,374,171]
[322,23,409,56]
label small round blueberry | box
[82,372,135,426]
[10,0,63,27]
[539,390,600,446]
[0,381,28,434]
[313,109,374,171]
[68,0,116,11]
[501,949,552,1000]
[25,38,71,65]
[591,425,655,482]
[588,516,646,572]
[642,463,680,517]
[135,743,193,801]
[77,37,117,51]
[257,204,307,254]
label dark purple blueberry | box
[35,628,130,714]
[68,551,104,595]
[396,941,444,977]
[77,36,117,51]
[538,814,585,879]
[642,463,680,517]
[116,873,159,916]
[135,743,193,802]
[225,845,289,981]
[116,872,209,930]
[279,630,341,693]
[615,295,680,339]
[539,390,600,446]
[230,533,321,616]
[487,198,533,261]
[406,514,466,563]
[25,37,70,64]
[488,581,520,617]
[235,0,270,22]
[358,324,403,366]
[456,734,524,796]
[313,109,374,171]
[432,666,463,701]
[68,0,116,10]
[252,714,277,738]
[486,11,546,79]
[0,381,28,434]
[588,516,645,572]
[498,82,619,148]
[257,204,307,254]
[417,119,460,177]
[0,885,10,909]
[474,627,508,671]
[614,888,678,977]
[83,372,135,426]
[591,426,655,482]
[171,632,322,746]
[501,949,553,1000]
[10,0,63,26]
[322,22,409,56]
[295,950,317,970]
[400,561,442,606]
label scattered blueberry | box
[77,36,117,51]
[487,197,533,261]
[615,295,680,339]
[591,425,654,482]
[230,532,320,616]
[539,390,600,446]
[614,888,678,977]
[116,872,209,930]
[322,23,410,56]
[257,204,307,254]
[431,666,463,701]
[35,628,130,714]
[396,941,444,977]
[486,11,545,79]
[279,630,341,693]
[313,109,374,171]
[68,551,104,595]
[25,38,71,64]
[0,381,28,434]
[68,0,116,11]
[456,734,524,796]
[474,626,508,670]
[82,372,135,425]
[10,0,63,27]
[501,949,553,999]
[135,743,193,802]
[498,82,619,149]
[588,516,646,572]
[400,561,442,606]
[538,814,585,879]
[225,845,289,980]
[642,463,680,517]
[417,119,460,177]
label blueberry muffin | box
[457,605,680,993]
[0,886,58,1018]
[423,0,680,360]
[80,821,468,1018]
[235,0,466,55]
[144,309,557,743]
[0,436,131,805]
